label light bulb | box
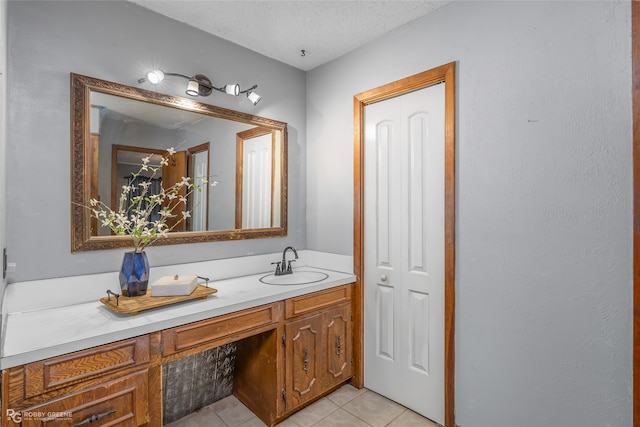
[146,70,165,84]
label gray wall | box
[306,1,631,426]
[6,1,307,281]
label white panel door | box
[364,83,445,424]
[242,133,272,228]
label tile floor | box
[166,384,440,427]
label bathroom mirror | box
[71,73,287,251]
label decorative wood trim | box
[633,2,640,425]
[353,62,456,426]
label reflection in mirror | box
[105,144,211,236]
[187,143,210,231]
[71,73,288,251]
[236,128,282,229]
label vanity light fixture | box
[138,70,260,105]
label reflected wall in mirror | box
[71,73,288,252]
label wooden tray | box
[100,285,217,315]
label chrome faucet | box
[272,246,298,276]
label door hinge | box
[2,248,6,280]
[282,334,286,347]
[351,356,354,365]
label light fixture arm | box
[137,72,193,84]
[239,85,258,95]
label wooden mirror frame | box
[70,73,288,251]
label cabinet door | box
[285,313,322,410]
[323,304,352,389]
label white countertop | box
[1,266,356,369]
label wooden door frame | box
[352,61,456,426]
[186,141,210,231]
[633,2,640,425]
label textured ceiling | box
[128,1,453,71]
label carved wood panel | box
[285,314,322,409]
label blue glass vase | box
[119,250,149,297]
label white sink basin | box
[259,270,329,285]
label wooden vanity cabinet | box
[281,285,353,415]
[2,284,354,427]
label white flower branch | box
[82,148,207,251]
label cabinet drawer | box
[23,336,150,399]
[285,284,352,319]
[17,370,149,427]
[162,303,281,356]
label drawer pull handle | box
[72,410,116,427]
[336,335,342,356]
[303,349,309,372]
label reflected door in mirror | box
[236,128,282,229]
